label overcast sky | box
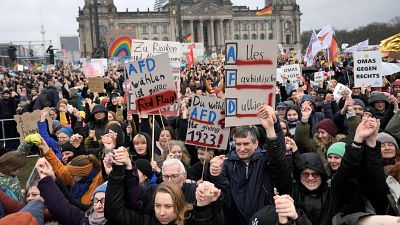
[0,0,398,52]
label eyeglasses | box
[93,198,105,205]
[301,172,320,179]
[162,173,182,180]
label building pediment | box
[182,2,232,16]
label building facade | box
[77,0,301,57]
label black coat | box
[105,165,224,225]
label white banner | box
[224,40,277,127]
[125,53,177,114]
[354,51,382,87]
[186,95,230,150]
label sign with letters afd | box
[125,53,177,114]
[186,95,230,150]
[224,40,277,127]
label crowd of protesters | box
[0,50,400,225]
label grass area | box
[18,155,39,189]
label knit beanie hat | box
[364,107,377,118]
[66,155,94,177]
[353,99,365,110]
[58,127,73,137]
[316,118,338,137]
[377,132,399,152]
[327,142,346,158]
[59,142,75,153]
[92,181,108,201]
[135,159,153,179]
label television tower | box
[40,13,46,61]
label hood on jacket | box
[131,132,153,161]
[301,94,317,109]
[88,104,107,121]
[368,92,388,106]
[105,122,125,148]
[295,152,327,182]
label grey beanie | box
[353,98,365,110]
[377,132,399,151]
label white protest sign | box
[14,110,52,142]
[314,71,324,87]
[181,43,204,60]
[224,40,277,127]
[354,50,382,87]
[131,39,181,78]
[17,65,24,71]
[125,53,177,114]
[333,83,352,103]
[83,62,104,77]
[280,64,301,87]
[91,58,108,72]
[186,95,230,150]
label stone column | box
[295,18,300,43]
[256,21,260,40]
[230,20,234,40]
[219,19,224,47]
[199,19,204,43]
[190,20,194,42]
[210,20,215,51]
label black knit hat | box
[249,205,278,225]
[135,159,153,179]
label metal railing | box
[0,118,20,148]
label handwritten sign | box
[14,110,52,142]
[280,64,301,87]
[186,95,230,150]
[125,53,177,114]
[224,40,277,127]
[333,83,352,103]
[88,76,104,93]
[314,71,324,88]
[353,50,383,87]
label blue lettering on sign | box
[225,43,237,65]
[227,70,236,87]
[128,58,156,75]
[226,99,237,117]
[190,107,217,123]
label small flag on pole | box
[256,5,273,16]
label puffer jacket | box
[215,122,291,225]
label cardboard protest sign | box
[14,110,53,142]
[106,29,136,57]
[353,50,383,87]
[125,53,177,114]
[88,76,104,93]
[224,40,277,127]
[131,39,182,115]
[131,39,181,77]
[280,64,301,87]
[186,95,230,150]
[333,83,352,103]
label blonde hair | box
[154,182,192,225]
[133,134,147,144]
[162,140,191,166]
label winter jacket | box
[211,121,291,225]
[37,121,62,159]
[38,176,109,225]
[32,86,60,110]
[42,149,104,205]
[105,164,224,225]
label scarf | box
[70,167,99,201]
[86,209,107,225]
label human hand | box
[150,160,161,173]
[101,134,115,150]
[354,117,379,143]
[301,101,312,120]
[256,104,277,133]
[103,154,114,175]
[36,136,50,154]
[285,136,298,153]
[196,181,221,206]
[209,155,226,177]
[40,108,49,122]
[274,195,298,223]
[114,147,131,169]
[70,134,83,148]
[35,158,55,180]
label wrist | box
[354,136,363,144]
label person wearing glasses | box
[35,157,109,225]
